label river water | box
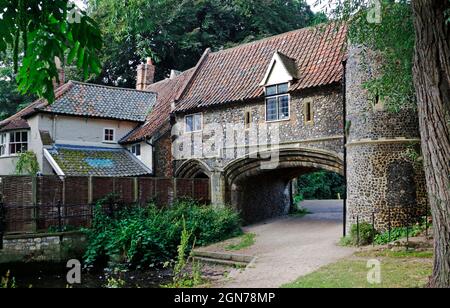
[0,262,172,288]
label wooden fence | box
[0,176,210,234]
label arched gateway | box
[171,25,427,231]
[176,148,344,224]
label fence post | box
[0,201,5,250]
[372,212,376,247]
[406,207,410,246]
[173,178,177,202]
[133,177,139,204]
[57,200,62,233]
[425,202,429,237]
[388,206,392,242]
[356,216,360,247]
[88,176,93,205]
[31,176,38,233]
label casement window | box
[0,133,6,156]
[103,128,115,142]
[131,144,141,157]
[9,131,28,155]
[265,83,290,122]
[185,114,202,133]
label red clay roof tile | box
[174,23,347,112]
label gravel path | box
[216,200,356,288]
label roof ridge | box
[69,80,157,94]
[211,22,336,56]
[145,67,195,90]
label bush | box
[341,222,377,246]
[374,219,430,245]
[83,198,242,268]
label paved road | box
[218,200,355,288]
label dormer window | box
[265,83,290,122]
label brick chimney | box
[53,57,65,90]
[136,57,156,90]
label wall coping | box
[4,231,85,240]
[346,138,421,147]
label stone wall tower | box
[345,45,428,231]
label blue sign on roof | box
[85,158,114,168]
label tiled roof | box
[0,96,48,132]
[121,68,195,143]
[174,23,347,112]
[38,81,156,122]
[47,144,152,177]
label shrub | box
[350,222,377,246]
[83,198,242,268]
[374,219,430,245]
[340,222,377,246]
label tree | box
[0,52,35,120]
[88,0,317,86]
[411,0,450,288]
[0,0,102,102]
[320,0,449,287]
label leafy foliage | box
[374,219,431,245]
[0,271,16,288]
[165,219,203,288]
[0,55,35,120]
[296,171,345,200]
[15,151,39,175]
[341,222,377,246]
[347,0,415,110]
[0,0,102,102]
[83,198,242,268]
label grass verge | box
[225,233,256,251]
[282,248,432,288]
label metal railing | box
[352,205,431,247]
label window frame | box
[103,128,116,143]
[131,143,142,157]
[0,133,7,157]
[8,130,29,156]
[265,82,291,123]
[184,113,203,133]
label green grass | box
[225,233,256,251]
[282,249,433,288]
[355,250,433,259]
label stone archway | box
[223,147,344,224]
[175,159,214,179]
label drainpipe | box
[145,138,155,176]
[342,59,348,238]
